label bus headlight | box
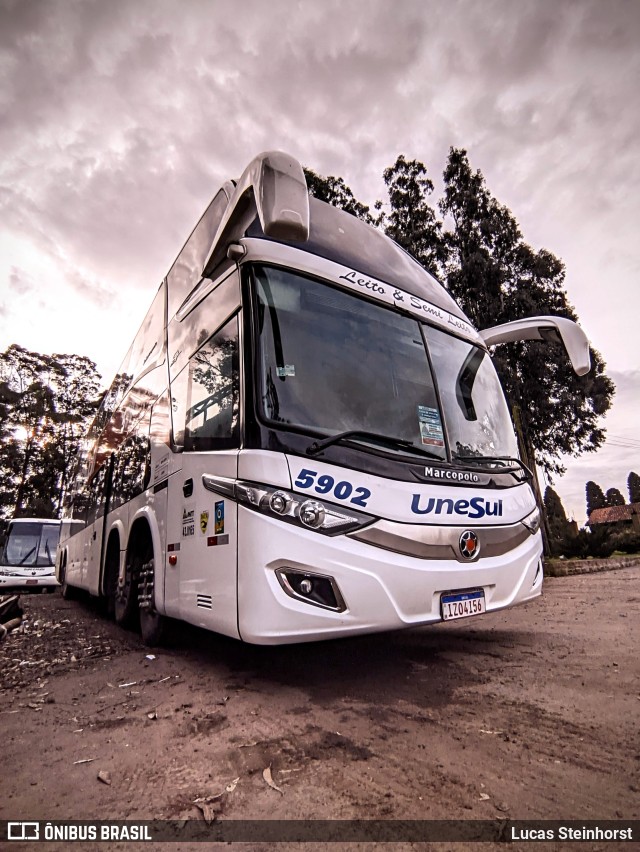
[269,490,292,515]
[299,500,325,528]
[203,475,375,536]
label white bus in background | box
[1,518,61,593]
[57,151,592,645]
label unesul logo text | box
[411,495,503,519]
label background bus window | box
[2,522,60,568]
[184,316,239,451]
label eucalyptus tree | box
[0,345,101,518]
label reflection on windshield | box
[253,265,519,465]
[254,266,447,460]
[424,326,519,461]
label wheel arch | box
[100,525,122,599]
[100,519,125,594]
[56,547,67,584]
[126,507,165,615]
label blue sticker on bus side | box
[294,468,371,507]
[214,501,224,534]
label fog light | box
[269,490,291,515]
[299,578,313,595]
[275,568,346,612]
[299,500,325,528]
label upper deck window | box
[247,197,468,322]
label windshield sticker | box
[277,365,296,377]
[417,405,445,448]
[200,511,209,535]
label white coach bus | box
[57,151,591,645]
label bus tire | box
[60,558,77,600]
[103,540,120,620]
[114,553,138,629]
[139,557,166,647]
[140,605,166,647]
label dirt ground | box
[1,566,638,849]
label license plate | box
[26,579,38,585]
[441,589,485,621]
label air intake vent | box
[196,594,212,610]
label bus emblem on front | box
[459,530,479,560]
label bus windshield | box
[253,265,518,463]
[423,324,519,462]
[2,522,60,568]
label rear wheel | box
[114,553,138,629]
[138,556,166,647]
[103,543,119,619]
[60,557,77,600]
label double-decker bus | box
[57,151,591,645]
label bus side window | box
[87,465,107,525]
[112,409,152,506]
[150,393,171,448]
[183,315,240,451]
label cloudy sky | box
[1,0,639,523]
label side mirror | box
[479,316,591,376]
[202,150,310,278]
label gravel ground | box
[1,566,638,850]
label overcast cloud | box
[1,0,638,521]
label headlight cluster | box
[202,475,374,536]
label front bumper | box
[237,508,543,644]
[0,574,59,592]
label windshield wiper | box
[306,430,443,460]
[454,455,532,481]
[19,546,37,565]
